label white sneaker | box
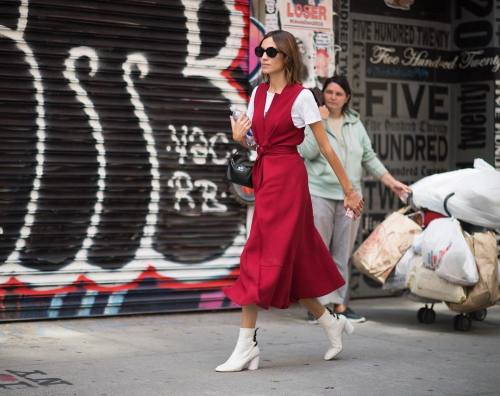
[337,307,367,323]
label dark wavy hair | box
[322,75,352,113]
[259,30,303,85]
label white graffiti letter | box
[189,127,208,165]
[182,0,245,104]
[3,0,47,261]
[194,180,227,213]
[208,132,231,165]
[167,171,195,211]
[168,124,189,164]
[123,53,160,242]
[64,47,106,258]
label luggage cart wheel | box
[422,308,436,324]
[454,314,472,331]
[417,307,425,323]
[417,306,436,324]
[471,309,487,322]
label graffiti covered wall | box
[0,0,250,320]
[2,1,498,320]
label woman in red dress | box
[216,30,364,372]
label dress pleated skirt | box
[224,151,345,309]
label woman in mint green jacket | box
[298,76,410,323]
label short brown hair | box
[259,30,303,85]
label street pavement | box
[1,297,499,396]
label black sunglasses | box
[255,46,281,58]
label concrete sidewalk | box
[1,297,499,396]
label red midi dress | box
[224,83,345,309]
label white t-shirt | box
[246,86,321,128]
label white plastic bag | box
[410,159,500,229]
[412,233,423,255]
[420,217,479,286]
[383,249,421,291]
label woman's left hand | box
[380,173,411,199]
[390,180,411,199]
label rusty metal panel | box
[0,0,250,320]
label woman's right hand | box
[344,190,364,218]
[230,114,251,144]
[319,105,329,120]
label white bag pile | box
[410,159,500,229]
[383,217,479,302]
[379,159,500,305]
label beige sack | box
[498,247,500,298]
[352,211,421,284]
[448,231,499,313]
[408,263,466,303]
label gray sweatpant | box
[311,195,361,306]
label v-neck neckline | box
[264,85,286,119]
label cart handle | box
[443,192,455,217]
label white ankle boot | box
[317,310,354,360]
[215,328,260,372]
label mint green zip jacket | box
[298,109,388,200]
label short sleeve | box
[291,89,321,128]
[246,86,258,119]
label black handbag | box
[227,150,253,188]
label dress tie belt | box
[253,145,298,189]
[256,145,298,157]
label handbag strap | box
[230,149,251,164]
